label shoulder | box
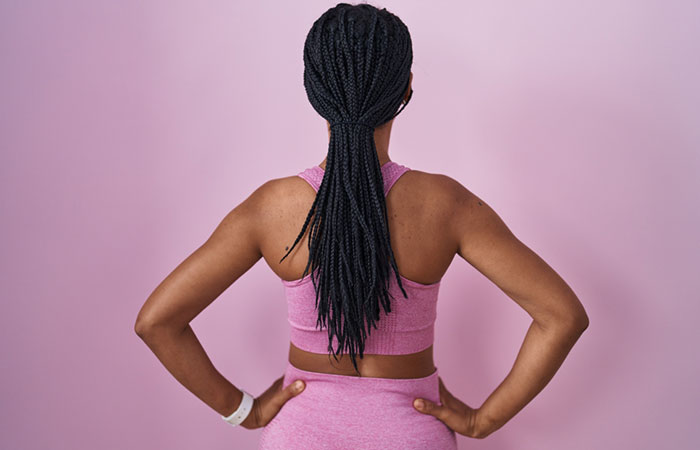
[402,169,498,253]
[401,168,483,214]
[242,173,316,225]
[247,174,305,202]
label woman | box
[135,3,589,448]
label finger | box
[413,398,450,422]
[275,379,305,406]
[415,397,468,434]
[261,375,283,396]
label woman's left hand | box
[240,375,306,429]
[413,376,488,438]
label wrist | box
[219,387,243,417]
[221,388,254,428]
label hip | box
[258,361,457,450]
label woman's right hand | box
[239,375,306,430]
[413,376,494,439]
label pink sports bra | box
[281,161,441,355]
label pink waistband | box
[282,360,441,400]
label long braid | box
[279,2,414,374]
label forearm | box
[137,324,243,417]
[476,319,586,436]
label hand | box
[239,375,306,429]
[413,376,492,439]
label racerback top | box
[281,161,441,355]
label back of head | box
[280,2,414,373]
[303,2,413,128]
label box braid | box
[279,3,414,374]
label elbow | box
[134,311,162,339]
[134,315,152,338]
[558,299,590,334]
[134,311,184,339]
[538,311,589,335]
[576,313,590,332]
[563,311,589,335]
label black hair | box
[279,2,414,374]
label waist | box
[288,341,435,379]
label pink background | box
[2,1,698,449]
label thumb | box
[413,398,448,421]
[281,379,305,401]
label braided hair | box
[279,2,414,374]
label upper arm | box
[135,182,268,334]
[446,178,589,330]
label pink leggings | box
[258,361,458,449]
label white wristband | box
[221,390,254,427]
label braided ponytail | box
[279,2,414,373]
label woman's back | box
[262,163,457,291]
[255,160,465,448]
[255,159,464,380]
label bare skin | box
[135,72,589,438]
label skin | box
[134,71,589,438]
